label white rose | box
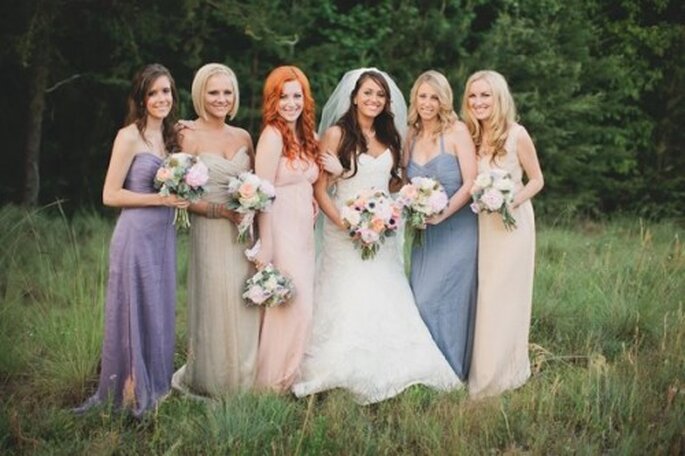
[474,173,493,189]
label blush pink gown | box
[255,156,318,391]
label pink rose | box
[370,217,386,233]
[185,161,209,187]
[245,285,269,304]
[360,227,380,244]
[156,167,172,182]
[239,182,257,198]
[481,188,504,211]
[427,191,448,213]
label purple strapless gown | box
[76,152,176,417]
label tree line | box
[1,0,683,218]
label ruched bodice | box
[407,153,462,197]
[200,148,251,204]
[124,152,163,193]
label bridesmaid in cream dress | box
[462,70,544,398]
[172,63,260,397]
[253,66,319,392]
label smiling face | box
[415,81,441,123]
[145,75,173,120]
[467,78,494,121]
[277,80,304,125]
[203,73,235,120]
[353,77,387,119]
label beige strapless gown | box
[469,124,536,398]
[173,149,260,397]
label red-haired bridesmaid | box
[253,66,319,392]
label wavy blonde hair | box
[461,70,516,162]
[191,63,240,121]
[408,70,458,139]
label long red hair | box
[261,66,318,162]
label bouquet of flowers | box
[242,241,294,307]
[242,265,295,307]
[397,176,449,226]
[226,172,276,243]
[470,169,517,230]
[154,152,209,229]
[340,188,402,260]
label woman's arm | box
[314,127,346,229]
[254,126,283,266]
[102,126,186,208]
[513,125,544,207]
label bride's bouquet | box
[396,177,449,244]
[340,188,402,260]
[242,241,294,307]
[470,169,517,230]
[154,152,209,230]
[226,172,276,243]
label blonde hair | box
[408,70,458,139]
[191,63,240,120]
[460,70,516,161]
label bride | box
[292,69,461,404]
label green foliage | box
[0,0,682,217]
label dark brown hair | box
[335,71,401,181]
[125,63,180,154]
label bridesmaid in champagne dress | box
[462,70,544,398]
[75,64,188,417]
[172,64,260,397]
[405,71,478,381]
[253,66,319,392]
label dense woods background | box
[1,0,683,218]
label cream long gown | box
[172,149,260,397]
[468,124,536,398]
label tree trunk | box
[22,47,49,206]
[21,1,53,207]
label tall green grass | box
[1,205,683,454]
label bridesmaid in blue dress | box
[75,64,188,417]
[404,71,478,380]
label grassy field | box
[1,204,683,454]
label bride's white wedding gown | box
[292,150,461,404]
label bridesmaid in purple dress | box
[75,64,188,417]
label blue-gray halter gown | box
[407,135,478,380]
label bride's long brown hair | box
[335,71,402,181]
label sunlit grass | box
[1,205,683,454]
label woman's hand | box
[318,150,343,176]
[176,119,197,131]
[160,195,190,208]
[426,211,448,225]
[219,206,243,225]
[253,246,272,270]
